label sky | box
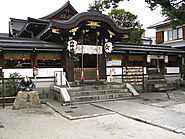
[0,0,166,37]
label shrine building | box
[0,1,185,94]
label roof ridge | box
[40,1,78,20]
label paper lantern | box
[147,55,151,63]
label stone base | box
[12,91,41,110]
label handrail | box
[63,74,71,89]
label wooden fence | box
[74,68,98,81]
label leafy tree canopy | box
[145,0,185,27]
[90,0,185,27]
[108,9,145,44]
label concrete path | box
[46,99,115,120]
[92,100,185,134]
[1,105,185,139]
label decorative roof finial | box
[67,0,70,3]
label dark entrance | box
[74,54,97,68]
[84,55,97,68]
[148,59,164,79]
[74,54,99,81]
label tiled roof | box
[0,37,65,50]
[159,40,185,48]
[113,43,185,54]
[148,20,171,29]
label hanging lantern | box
[22,55,25,61]
[67,40,78,52]
[53,56,56,61]
[43,55,46,61]
[147,55,151,63]
[96,31,100,37]
[104,42,113,53]
[11,55,14,61]
[165,55,168,63]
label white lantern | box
[67,40,78,52]
[104,42,113,53]
[147,55,151,63]
[165,55,168,63]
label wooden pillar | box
[179,56,182,76]
[0,51,4,68]
[99,54,106,80]
[125,51,129,67]
[182,26,185,40]
[65,51,74,82]
[32,49,37,68]
[145,53,148,75]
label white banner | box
[37,68,63,77]
[149,55,164,59]
[106,67,123,75]
[3,68,33,78]
[75,45,102,54]
[166,67,180,74]
[106,60,122,66]
[3,68,63,78]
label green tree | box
[5,72,21,96]
[91,0,185,27]
[89,0,127,11]
[108,9,145,44]
[145,0,185,27]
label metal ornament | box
[104,42,113,53]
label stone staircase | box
[148,80,180,92]
[51,82,140,105]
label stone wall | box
[35,78,54,99]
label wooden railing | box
[74,68,98,81]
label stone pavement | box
[46,99,115,120]
[92,100,185,134]
[44,89,185,135]
[1,105,184,139]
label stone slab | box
[45,99,115,120]
[93,100,185,133]
[12,91,41,110]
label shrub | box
[5,72,21,96]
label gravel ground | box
[0,104,184,139]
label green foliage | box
[89,0,128,11]
[108,9,145,44]
[108,9,142,28]
[5,72,21,96]
[124,28,145,44]
[90,0,185,27]
[145,0,185,27]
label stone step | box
[67,84,126,92]
[157,86,177,91]
[71,92,133,102]
[71,96,141,105]
[50,83,139,105]
[69,88,129,97]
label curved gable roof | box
[51,10,132,34]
